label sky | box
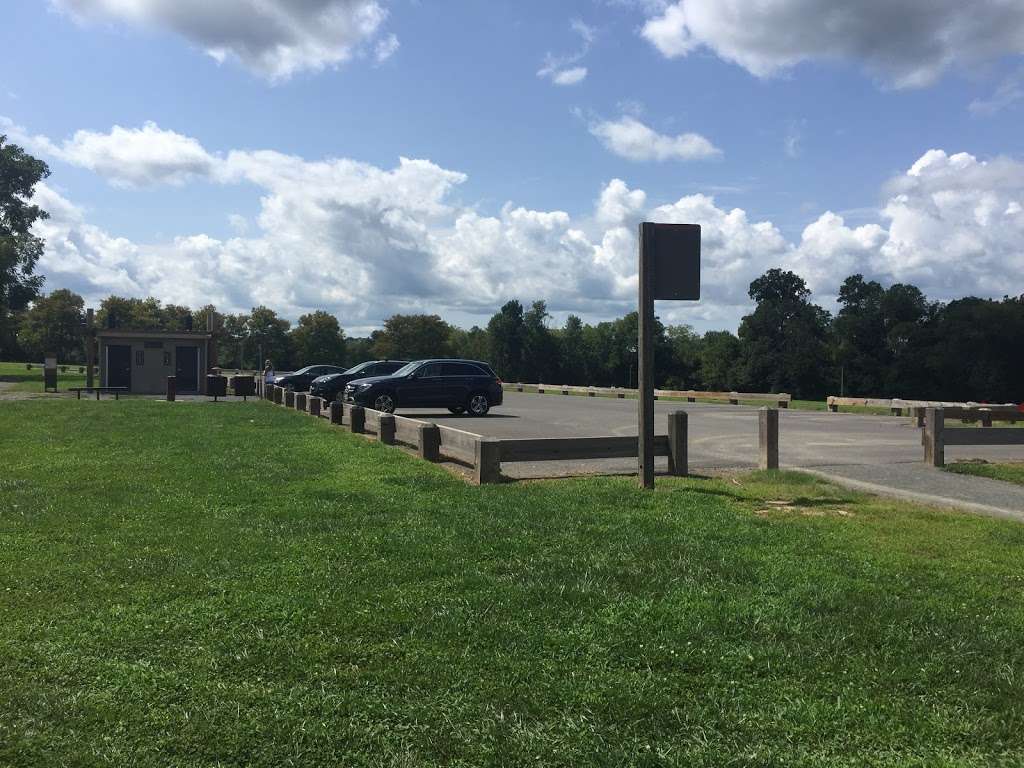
[2,0,1024,335]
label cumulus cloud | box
[590,116,721,162]
[50,0,391,81]
[641,0,1024,88]
[20,118,1024,331]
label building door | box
[176,346,199,392]
[107,345,131,390]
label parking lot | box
[396,391,1024,480]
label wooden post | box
[85,308,95,389]
[916,408,925,428]
[295,393,306,411]
[350,405,365,434]
[759,407,779,470]
[285,390,295,408]
[274,386,284,405]
[166,376,176,402]
[379,413,396,445]
[667,410,688,477]
[980,409,992,428]
[418,423,440,461]
[474,438,501,484]
[828,404,838,413]
[309,397,321,417]
[637,223,655,489]
[924,407,944,467]
[330,401,343,425]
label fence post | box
[309,397,321,417]
[274,386,283,405]
[330,401,343,425]
[350,406,365,434]
[474,437,501,484]
[916,408,925,428]
[924,407,944,467]
[759,407,779,470]
[284,390,295,408]
[667,410,688,477]
[295,392,306,411]
[166,375,176,402]
[379,413,396,445]
[418,423,440,461]
[980,409,992,428]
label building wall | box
[99,337,209,394]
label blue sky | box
[3,0,1024,333]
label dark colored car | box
[308,360,408,402]
[274,364,348,392]
[344,359,503,416]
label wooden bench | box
[68,387,128,401]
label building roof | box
[96,329,212,340]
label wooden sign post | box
[638,223,701,488]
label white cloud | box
[374,32,399,63]
[537,18,595,87]
[50,0,391,81]
[20,119,1024,331]
[590,116,721,162]
[551,67,588,86]
[641,0,1024,88]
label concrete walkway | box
[799,464,1024,523]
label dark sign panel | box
[642,222,701,301]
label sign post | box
[637,222,701,488]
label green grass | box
[946,461,1024,486]
[0,361,89,393]
[2,400,1023,766]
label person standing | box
[263,359,275,396]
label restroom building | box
[96,329,214,395]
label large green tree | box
[738,269,832,398]
[290,310,346,367]
[247,306,293,370]
[833,275,889,396]
[487,300,525,381]
[521,300,560,383]
[17,288,84,362]
[0,136,49,358]
[372,314,452,361]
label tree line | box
[7,270,1023,403]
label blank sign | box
[641,222,700,301]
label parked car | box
[344,359,503,416]
[308,359,408,401]
[273,364,348,392]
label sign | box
[637,222,701,488]
[645,223,701,301]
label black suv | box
[309,360,408,402]
[344,359,503,416]
[274,364,348,392]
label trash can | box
[207,374,228,401]
[231,375,255,399]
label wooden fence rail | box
[506,383,790,407]
[923,407,1024,467]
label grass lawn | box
[946,461,1024,486]
[0,361,88,393]
[1,400,1023,766]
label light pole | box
[627,343,637,388]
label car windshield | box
[391,361,424,377]
[343,362,370,374]
[292,366,317,375]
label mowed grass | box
[947,461,1024,486]
[1,401,1023,767]
[0,361,88,393]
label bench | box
[68,387,128,401]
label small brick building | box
[97,330,214,395]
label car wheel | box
[467,393,490,416]
[373,392,396,413]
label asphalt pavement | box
[396,392,1024,518]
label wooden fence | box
[829,395,1020,417]
[505,383,791,407]
[923,407,1024,467]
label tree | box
[699,331,741,391]
[521,300,560,382]
[372,314,452,360]
[833,275,888,396]
[487,301,525,381]
[345,336,374,366]
[17,289,84,362]
[449,325,489,362]
[1,136,49,357]
[558,314,588,384]
[247,305,292,370]
[290,310,346,366]
[738,269,832,398]
[665,324,702,389]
